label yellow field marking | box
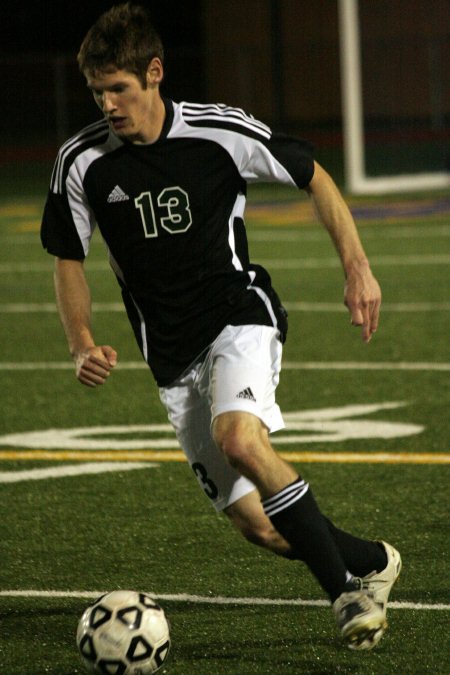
[0,204,41,217]
[2,197,449,231]
[0,201,42,233]
[0,450,448,464]
[246,201,314,226]
[16,221,41,232]
[240,197,450,227]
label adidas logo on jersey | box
[236,387,256,402]
[107,185,130,203]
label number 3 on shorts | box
[192,462,219,500]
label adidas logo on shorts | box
[107,185,130,203]
[236,387,256,402]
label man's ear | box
[146,57,164,86]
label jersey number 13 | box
[134,186,192,238]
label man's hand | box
[305,163,382,344]
[344,260,381,343]
[74,345,118,387]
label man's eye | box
[90,86,125,97]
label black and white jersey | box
[41,99,315,386]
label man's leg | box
[212,411,356,602]
[207,325,390,648]
[213,411,394,650]
[224,490,292,556]
[225,490,388,577]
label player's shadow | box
[0,605,84,675]
[170,602,367,673]
[0,605,75,620]
[176,636,362,674]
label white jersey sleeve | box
[171,102,315,188]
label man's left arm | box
[305,161,381,343]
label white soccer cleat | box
[333,590,387,650]
[361,541,402,616]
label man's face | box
[86,67,159,143]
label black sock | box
[262,478,355,601]
[323,517,388,577]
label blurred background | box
[1,0,449,188]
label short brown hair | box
[77,3,164,86]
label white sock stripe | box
[263,483,310,517]
[262,481,306,510]
[262,479,306,508]
[262,481,309,517]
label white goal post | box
[337,0,450,194]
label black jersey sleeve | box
[237,130,315,189]
[41,190,86,260]
[179,101,315,189]
[263,133,315,188]
[41,119,111,260]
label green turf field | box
[0,172,449,673]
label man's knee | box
[212,412,267,473]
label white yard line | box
[0,361,448,372]
[283,361,450,372]
[249,224,450,241]
[0,589,447,611]
[261,254,450,269]
[0,462,157,483]
[3,225,449,245]
[284,301,450,313]
[0,302,125,312]
[1,253,449,274]
[1,301,449,313]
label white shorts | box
[159,324,285,511]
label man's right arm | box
[54,258,117,387]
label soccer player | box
[41,3,401,650]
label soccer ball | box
[76,590,171,674]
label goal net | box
[338,0,450,194]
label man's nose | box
[102,93,116,113]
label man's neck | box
[133,94,166,145]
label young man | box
[41,3,401,650]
